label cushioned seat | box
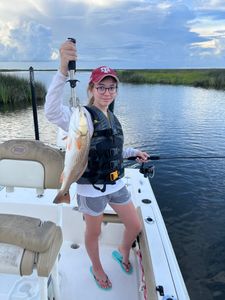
[0,214,62,299]
[0,140,65,299]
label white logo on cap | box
[100,67,111,73]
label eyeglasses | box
[95,86,118,95]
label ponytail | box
[87,82,94,106]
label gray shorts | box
[77,186,131,216]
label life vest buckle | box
[109,170,119,181]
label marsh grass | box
[117,69,225,90]
[0,73,46,108]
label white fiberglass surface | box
[0,242,142,300]
[59,242,141,300]
[0,159,45,188]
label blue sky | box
[0,0,225,68]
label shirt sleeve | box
[123,147,139,159]
[44,70,72,132]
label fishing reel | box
[127,156,155,179]
[139,161,155,179]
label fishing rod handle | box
[127,155,160,161]
[67,37,76,71]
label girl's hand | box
[136,151,150,163]
[59,40,77,76]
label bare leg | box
[84,213,112,288]
[110,201,142,271]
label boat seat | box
[0,139,64,195]
[0,214,63,299]
[0,140,65,299]
[102,213,121,223]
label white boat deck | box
[0,166,190,300]
[0,243,141,300]
[59,243,140,300]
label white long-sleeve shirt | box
[45,70,139,197]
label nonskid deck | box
[59,242,141,300]
[0,241,142,300]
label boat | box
[0,137,190,300]
[0,61,189,299]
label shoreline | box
[1,68,224,90]
[117,69,225,90]
[1,69,225,110]
[0,73,46,107]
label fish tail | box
[53,190,70,204]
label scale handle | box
[68,37,76,71]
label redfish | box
[53,106,90,204]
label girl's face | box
[91,77,118,111]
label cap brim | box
[91,74,119,84]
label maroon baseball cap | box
[89,66,119,84]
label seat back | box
[0,139,65,189]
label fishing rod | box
[127,155,225,161]
[127,154,225,179]
[67,37,79,107]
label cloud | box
[0,0,225,67]
[0,20,53,61]
[69,1,200,68]
[195,0,225,12]
[191,37,225,57]
[188,0,225,60]
[67,0,118,7]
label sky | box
[0,0,225,68]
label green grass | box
[0,73,46,108]
[117,69,225,90]
[1,69,224,111]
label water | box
[1,67,225,300]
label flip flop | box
[90,266,112,291]
[112,250,133,274]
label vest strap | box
[92,183,107,193]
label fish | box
[53,106,90,204]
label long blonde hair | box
[87,82,95,106]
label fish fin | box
[76,136,82,150]
[67,137,72,151]
[53,191,70,204]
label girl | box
[45,40,149,290]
